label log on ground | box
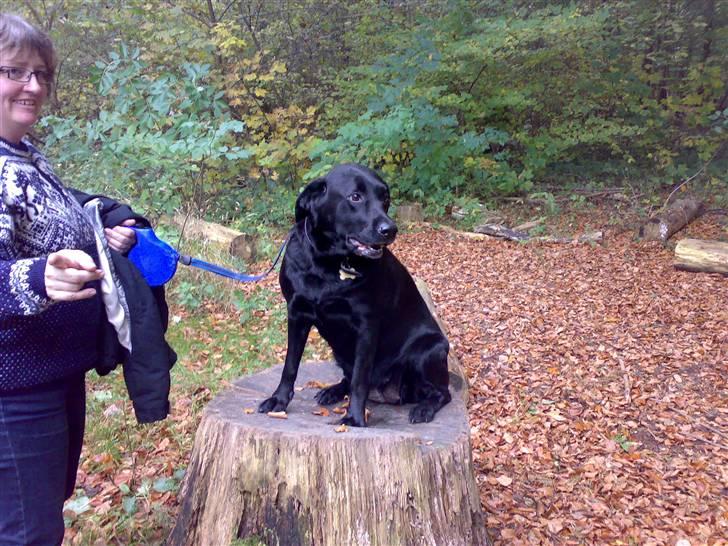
[674,238,728,275]
[166,360,490,546]
[170,214,258,262]
[639,198,704,243]
[473,223,602,244]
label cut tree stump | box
[674,238,728,275]
[167,281,489,546]
[639,197,704,243]
[166,363,489,546]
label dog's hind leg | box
[407,342,452,424]
[314,377,350,405]
[409,383,452,423]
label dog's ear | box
[295,177,327,223]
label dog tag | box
[339,268,358,281]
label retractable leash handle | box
[128,227,180,286]
[128,226,291,286]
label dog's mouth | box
[348,237,385,259]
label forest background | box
[15,0,728,227]
[7,1,728,545]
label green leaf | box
[122,496,137,515]
[152,477,178,493]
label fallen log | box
[674,239,728,275]
[639,197,704,243]
[474,224,529,241]
[170,214,258,262]
[473,223,603,244]
[167,281,490,546]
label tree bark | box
[167,284,489,546]
[674,239,728,275]
[166,363,489,546]
[639,198,704,243]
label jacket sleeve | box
[110,251,177,424]
[70,188,150,229]
[1,169,52,317]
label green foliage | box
[43,44,250,214]
[313,0,727,201]
[309,36,518,209]
[29,0,728,222]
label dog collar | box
[339,258,362,281]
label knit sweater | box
[0,137,102,392]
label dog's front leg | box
[340,328,377,427]
[258,314,312,414]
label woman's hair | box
[0,13,56,78]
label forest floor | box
[63,202,727,546]
[397,210,727,546]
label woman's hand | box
[104,219,137,253]
[44,249,104,302]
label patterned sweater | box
[0,137,102,392]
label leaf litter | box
[65,212,726,545]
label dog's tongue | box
[351,238,383,259]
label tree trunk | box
[674,238,728,275]
[166,363,489,546]
[167,283,489,546]
[639,198,704,243]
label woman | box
[0,13,137,544]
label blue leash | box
[128,227,290,287]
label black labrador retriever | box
[258,163,451,426]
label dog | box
[258,163,451,426]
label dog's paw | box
[315,383,349,405]
[258,397,288,414]
[409,404,436,424]
[339,415,367,428]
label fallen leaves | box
[495,475,513,487]
[396,213,727,545]
[66,211,726,546]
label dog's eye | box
[348,192,363,203]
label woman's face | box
[0,48,49,144]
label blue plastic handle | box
[127,227,179,286]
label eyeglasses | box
[0,66,53,86]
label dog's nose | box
[378,221,398,239]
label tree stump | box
[674,238,728,275]
[167,360,490,546]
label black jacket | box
[72,189,177,424]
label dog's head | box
[295,164,397,259]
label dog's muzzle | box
[348,237,386,259]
